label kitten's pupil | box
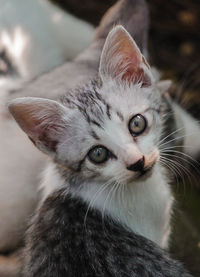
[88,146,109,164]
[129,114,147,136]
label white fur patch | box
[0,0,94,79]
[0,0,94,252]
[78,164,173,248]
[0,117,46,251]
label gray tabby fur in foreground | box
[23,189,192,277]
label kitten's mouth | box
[137,165,154,180]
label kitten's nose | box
[127,157,145,172]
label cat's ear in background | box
[99,25,153,87]
[9,97,68,156]
[157,80,172,94]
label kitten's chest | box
[119,176,173,248]
[81,168,173,249]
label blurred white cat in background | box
[0,0,94,253]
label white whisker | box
[84,180,115,228]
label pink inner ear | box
[9,98,67,154]
[121,61,151,87]
[100,26,152,87]
[116,38,151,86]
[9,103,41,140]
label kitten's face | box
[9,26,167,187]
[56,81,162,185]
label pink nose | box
[126,156,145,172]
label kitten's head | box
[9,26,170,187]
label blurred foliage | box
[171,182,200,276]
[148,0,200,120]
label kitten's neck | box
[77,165,173,249]
[41,163,173,248]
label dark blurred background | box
[50,0,200,275]
[51,0,200,117]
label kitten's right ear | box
[99,25,153,87]
[8,97,69,156]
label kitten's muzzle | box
[126,156,145,172]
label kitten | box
[9,23,173,248]
[9,24,189,276]
[8,0,199,251]
[8,0,198,275]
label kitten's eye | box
[129,114,147,136]
[88,146,109,164]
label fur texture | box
[24,189,192,277]
[0,0,94,253]
[0,117,45,251]
[9,78,173,248]
[0,0,94,81]
[9,25,176,248]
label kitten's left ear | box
[99,25,153,87]
[8,97,69,156]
